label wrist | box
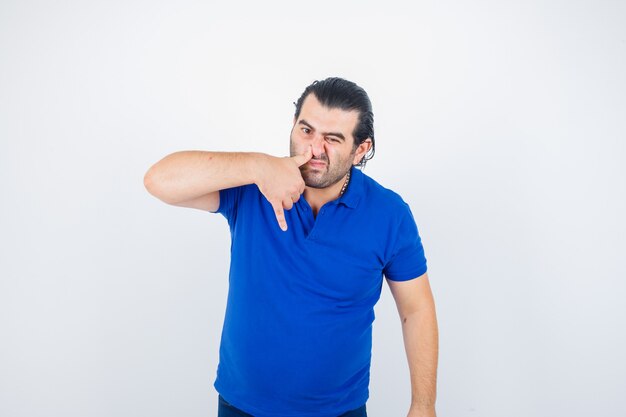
[245,152,269,186]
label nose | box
[310,134,326,159]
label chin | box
[302,172,327,188]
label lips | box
[308,160,326,168]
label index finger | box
[271,201,288,231]
[291,145,313,167]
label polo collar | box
[336,165,363,209]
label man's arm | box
[143,149,312,230]
[143,151,262,208]
[386,272,439,417]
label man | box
[143,77,438,417]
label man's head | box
[290,77,375,190]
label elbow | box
[143,167,158,195]
[143,167,171,203]
[143,170,152,192]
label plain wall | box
[1,1,625,416]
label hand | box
[254,146,313,231]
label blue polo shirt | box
[212,165,427,417]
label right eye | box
[301,128,311,134]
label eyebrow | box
[298,120,346,141]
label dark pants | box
[218,394,367,417]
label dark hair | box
[293,77,375,168]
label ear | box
[352,138,372,165]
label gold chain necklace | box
[339,170,351,197]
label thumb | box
[291,146,313,167]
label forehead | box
[297,94,359,138]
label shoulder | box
[358,170,411,214]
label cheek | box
[328,145,350,163]
[325,144,339,158]
[290,134,305,150]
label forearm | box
[143,151,264,204]
[401,303,439,411]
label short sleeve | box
[383,204,428,281]
[215,186,244,225]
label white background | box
[1,1,625,416]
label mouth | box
[307,160,327,168]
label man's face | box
[290,94,364,189]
